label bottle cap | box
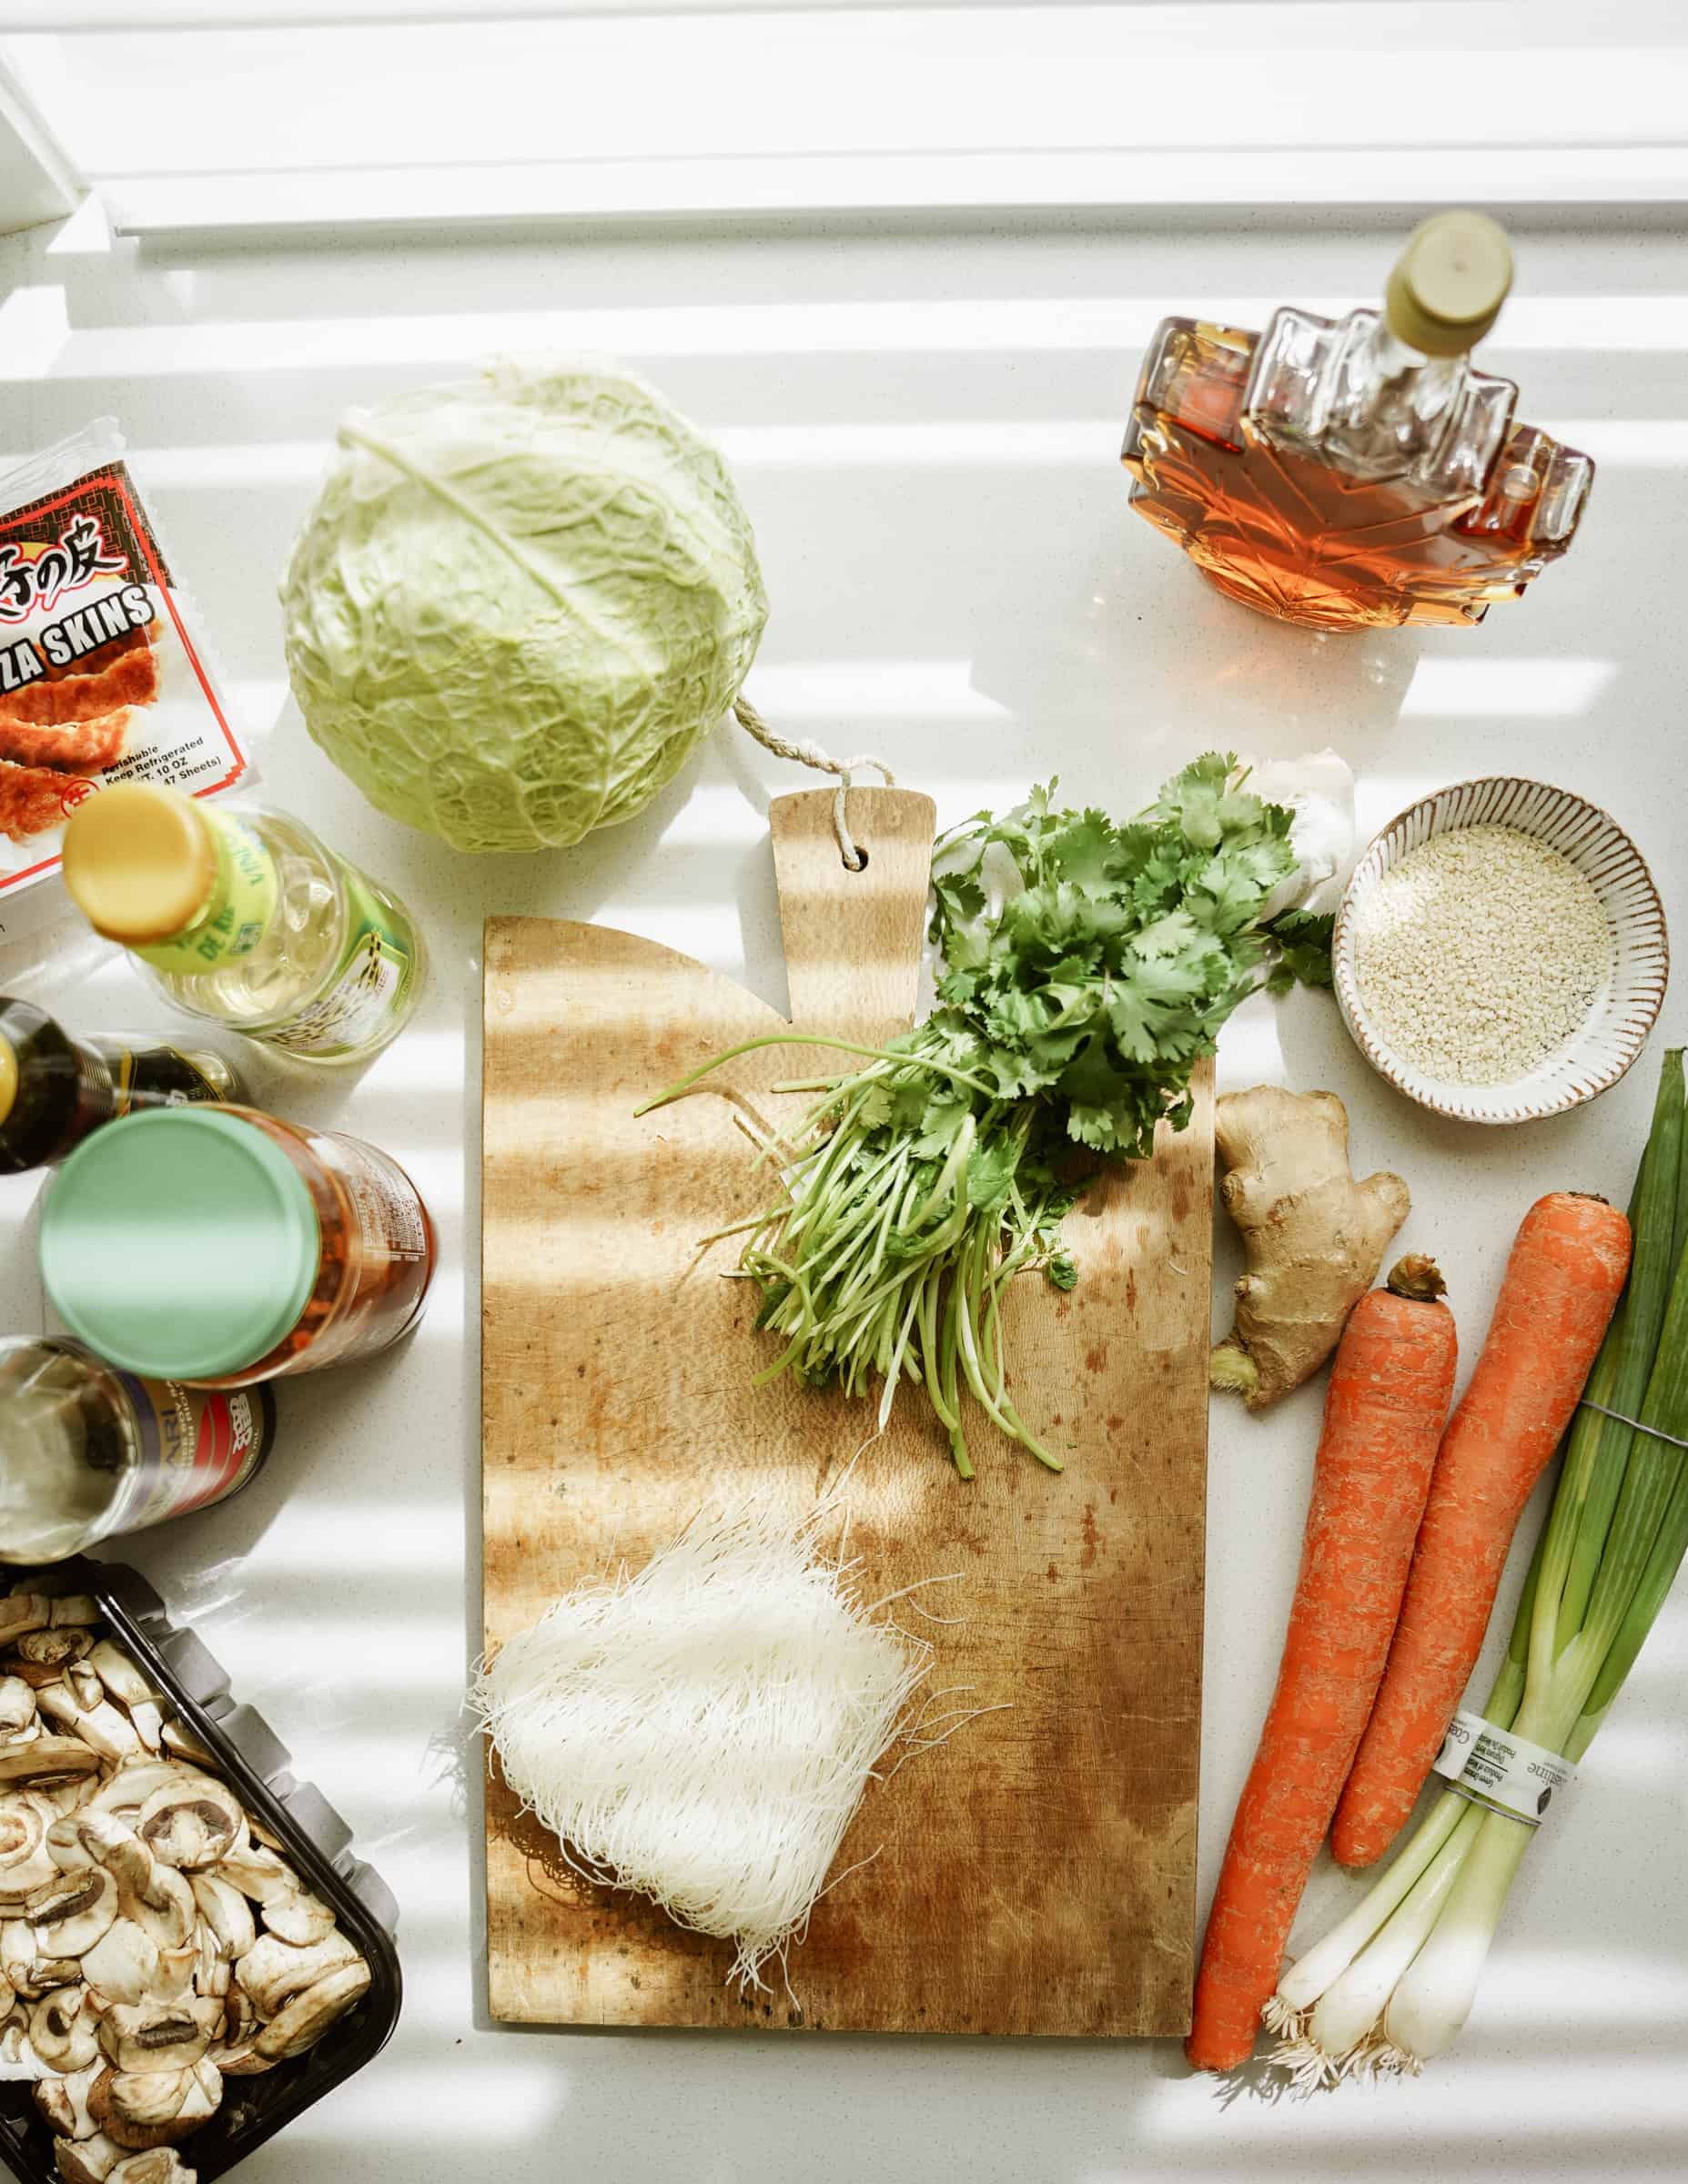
[1384,211,1513,358]
[62,784,218,945]
[41,1107,320,1380]
[0,1036,15,1128]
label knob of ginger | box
[1209,1086,1410,1410]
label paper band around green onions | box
[1432,1708,1574,1827]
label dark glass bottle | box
[0,996,240,1174]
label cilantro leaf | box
[1264,907,1336,993]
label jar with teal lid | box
[40,1106,437,1387]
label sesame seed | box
[1353,825,1612,1086]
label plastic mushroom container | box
[0,1561,400,2184]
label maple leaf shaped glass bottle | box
[1121,212,1593,631]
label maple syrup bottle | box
[1122,213,1594,631]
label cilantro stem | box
[635,1033,999,1115]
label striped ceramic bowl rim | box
[1333,776,1669,1126]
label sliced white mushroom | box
[65,1662,104,1714]
[37,2087,76,2133]
[15,1630,96,1677]
[0,1678,37,1741]
[73,1815,197,1951]
[252,1961,371,2060]
[157,1725,217,1774]
[208,2046,272,2078]
[153,1944,197,2005]
[105,2072,198,2130]
[96,1997,221,2074]
[265,1890,335,1949]
[46,1815,96,1874]
[0,1794,59,1902]
[90,2059,219,2152]
[86,1650,166,1756]
[192,1943,228,2003]
[86,1766,217,1825]
[210,1843,294,1908]
[0,1739,102,1790]
[41,1776,103,1820]
[107,2151,199,2184]
[30,1986,101,2072]
[81,1922,161,2011]
[211,1985,255,2056]
[28,1866,119,1957]
[38,1687,141,1769]
[2,1918,35,1994]
[233,1928,359,2018]
[135,1781,245,1874]
[48,1600,101,1630]
[3,1914,81,2000]
[0,1597,49,1646]
[187,1876,252,1964]
[18,1957,82,2000]
[131,1869,194,1956]
[53,2130,126,2184]
[0,2002,44,2072]
[35,2059,104,2138]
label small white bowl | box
[1333,776,1669,1125]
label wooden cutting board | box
[480,787,1214,2037]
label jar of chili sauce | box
[39,1107,437,1387]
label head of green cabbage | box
[280,360,768,854]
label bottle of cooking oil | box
[61,784,423,1065]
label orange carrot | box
[1331,1192,1632,1870]
[1186,1259,1458,2072]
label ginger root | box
[1209,1086,1410,1410]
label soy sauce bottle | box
[0,997,241,1175]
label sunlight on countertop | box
[0,198,1683,2184]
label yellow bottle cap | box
[62,783,218,945]
[1384,211,1514,358]
[0,1036,15,1129]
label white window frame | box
[4,2,1685,244]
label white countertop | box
[1,212,1685,2183]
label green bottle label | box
[266,867,418,1057]
[133,810,278,976]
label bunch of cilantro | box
[642,753,1325,1480]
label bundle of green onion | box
[1269,1047,1688,2079]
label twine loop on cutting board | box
[733,693,895,872]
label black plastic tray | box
[0,1558,401,2183]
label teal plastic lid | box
[41,1107,321,1379]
